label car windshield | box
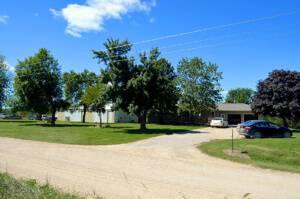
[212,117,223,120]
[269,123,279,128]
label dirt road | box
[0,127,299,199]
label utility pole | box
[231,128,234,153]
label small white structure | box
[56,103,138,123]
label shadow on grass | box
[293,129,300,133]
[3,120,201,135]
[124,128,201,135]
[19,123,95,128]
[19,123,137,129]
[0,120,35,123]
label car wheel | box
[254,131,262,139]
[283,132,291,138]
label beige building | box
[56,103,138,123]
[212,103,259,125]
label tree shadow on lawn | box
[18,123,141,129]
[0,120,36,123]
[17,122,203,135]
[19,123,95,128]
[124,128,202,135]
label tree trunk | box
[98,112,102,128]
[158,110,165,124]
[139,112,147,131]
[82,105,87,123]
[282,117,289,127]
[51,108,56,126]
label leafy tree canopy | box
[63,70,97,105]
[252,70,300,127]
[93,39,134,112]
[81,83,107,127]
[94,39,178,130]
[63,70,97,122]
[14,48,69,125]
[225,88,254,104]
[0,55,9,110]
[177,57,223,115]
[150,57,179,123]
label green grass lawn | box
[198,130,300,173]
[0,120,201,145]
[0,172,99,199]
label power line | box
[11,15,300,69]
[10,19,300,77]
[11,29,298,76]
[107,9,300,50]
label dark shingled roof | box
[217,103,252,112]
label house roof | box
[217,103,252,112]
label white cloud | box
[50,0,156,37]
[0,15,9,24]
[49,8,61,17]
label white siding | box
[57,103,137,123]
[64,110,82,122]
[92,111,115,123]
[115,110,138,123]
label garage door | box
[244,114,258,121]
[228,114,241,125]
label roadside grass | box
[0,172,98,199]
[198,130,300,173]
[0,120,201,145]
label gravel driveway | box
[0,127,299,199]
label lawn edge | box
[197,138,300,174]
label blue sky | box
[1,0,300,94]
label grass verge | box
[0,172,98,199]
[198,130,300,173]
[0,120,201,145]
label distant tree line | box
[225,88,254,104]
[1,39,299,129]
[93,39,223,130]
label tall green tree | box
[81,83,107,127]
[94,39,134,113]
[252,70,300,127]
[151,58,179,124]
[225,88,254,104]
[127,48,178,129]
[14,48,69,125]
[177,57,223,117]
[94,39,178,130]
[63,70,97,123]
[0,55,9,110]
